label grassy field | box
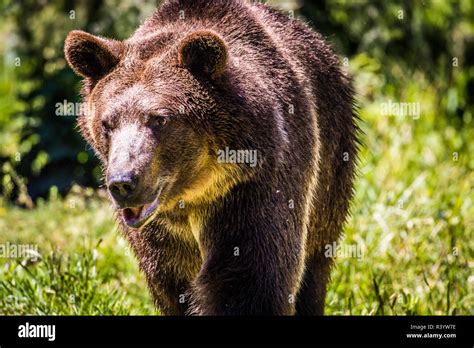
[0,59,473,315]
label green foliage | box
[0,0,161,200]
[300,0,474,123]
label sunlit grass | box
[0,188,155,315]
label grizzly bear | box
[64,0,359,315]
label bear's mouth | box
[121,195,160,229]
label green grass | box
[0,188,156,315]
[0,63,473,315]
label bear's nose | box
[108,172,137,202]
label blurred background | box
[0,0,472,315]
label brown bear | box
[64,0,359,315]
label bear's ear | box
[64,30,122,79]
[178,30,228,80]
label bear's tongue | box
[121,195,161,228]
[124,206,143,220]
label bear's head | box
[64,29,250,228]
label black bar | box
[0,316,472,346]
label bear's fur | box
[64,0,359,315]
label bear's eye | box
[148,116,170,131]
[101,119,113,137]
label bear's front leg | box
[188,183,306,315]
